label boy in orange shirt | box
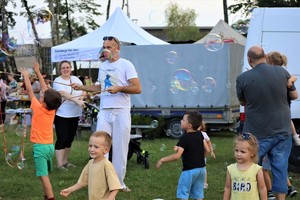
[19,62,62,200]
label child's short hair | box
[91,131,112,148]
[267,51,287,66]
[235,132,259,163]
[185,110,203,131]
[43,89,62,110]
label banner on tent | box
[51,48,100,62]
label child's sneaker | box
[287,186,298,198]
[267,191,276,200]
[293,134,300,146]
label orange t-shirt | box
[30,97,56,144]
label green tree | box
[229,0,300,16]
[0,0,18,73]
[165,3,200,42]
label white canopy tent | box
[195,19,246,46]
[51,7,169,62]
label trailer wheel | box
[165,118,183,139]
[289,119,300,173]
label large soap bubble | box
[170,69,194,91]
[201,77,217,93]
[31,7,53,24]
[166,51,178,64]
[204,33,224,52]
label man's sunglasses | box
[103,36,120,45]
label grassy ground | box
[0,126,300,200]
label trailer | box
[121,43,244,138]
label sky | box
[7,0,243,43]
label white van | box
[240,7,300,172]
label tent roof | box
[51,7,168,62]
[195,20,246,46]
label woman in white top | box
[53,60,84,170]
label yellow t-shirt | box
[78,158,121,200]
[227,163,261,200]
[30,97,55,144]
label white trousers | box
[96,108,131,188]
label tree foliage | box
[229,0,300,16]
[165,3,200,42]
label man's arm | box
[71,83,101,93]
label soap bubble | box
[149,9,165,25]
[201,77,217,93]
[151,120,159,128]
[170,69,193,91]
[6,146,20,163]
[204,33,224,52]
[31,7,53,24]
[17,158,26,169]
[224,161,228,167]
[160,144,166,151]
[190,81,200,95]
[151,85,157,93]
[166,129,171,136]
[59,180,65,186]
[212,143,216,150]
[166,51,178,64]
[231,19,250,35]
[15,125,27,136]
[226,81,231,88]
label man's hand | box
[71,83,82,90]
[105,86,121,94]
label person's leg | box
[269,134,292,200]
[111,108,131,189]
[291,120,300,145]
[54,116,68,168]
[190,168,205,200]
[0,100,6,124]
[63,117,79,167]
[34,144,55,199]
[204,167,208,189]
[96,109,112,159]
[177,171,192,200]
[263,169,272,191]
[40,176,54,199]
[287,176,298,197]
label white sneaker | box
[293,134,300,146]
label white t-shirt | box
[53,76,83,117]
[97,58,138,109]
[202,131,210,141]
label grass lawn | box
[0,125,300,200]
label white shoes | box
[293,134,300,146]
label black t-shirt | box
[177,131,205,171]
